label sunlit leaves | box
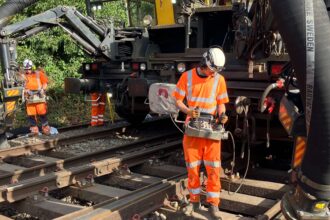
[6,0,128,89]
[0,0,124,127]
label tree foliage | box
[2,0,128,126]
[12,0,128,88]
[1,0,155,127]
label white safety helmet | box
[23,59,33,70]
[202,47,226,72]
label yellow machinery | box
[155,0,175,25]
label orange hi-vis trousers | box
[91,93,106,126]
[183,135,221,206]
[26,102,47,116]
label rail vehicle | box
[0,0,330,219]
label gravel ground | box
[8,123,128,148]
[8,117,178,156]
[0,205,38,220]
[7,116,176,148]
[52,120,176,155]
[54,132,139,155]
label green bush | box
[6,0,127,127]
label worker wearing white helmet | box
[23,59,33,70]
[173,47,229,219]
[23,59,50,135]
[202,47,226,73]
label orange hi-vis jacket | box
[173,67,229,114]
[173,67,229,207]
[25,70,48,91]
[25,70,48,116]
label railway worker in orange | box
[23,59,50,135]
[90,92,106,126]
[173,47,229,219]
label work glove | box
[39,89,46,97]
[188,109,200,118]
[219,113,228,124]
[25,89,33,96]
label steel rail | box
[56,173,187,220]
[0,139,182,203]
[56,119,124,132]
[0,132,179,186]
[256,201,282,220]
[1,121,131,159]
[2,117,170,159]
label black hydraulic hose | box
[271,0,330,199]
[0,0,39,28]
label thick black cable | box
[271,0,330,199]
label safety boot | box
[182,202,201,216]
[30,126,39,135]
[209,205,222,220]
[42,125,50,135]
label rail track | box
[0,117,292,220]
[4,116,170,159]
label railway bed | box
[0,157,290,219]
[4,116,171,159]
[0,117,292,220]
[0,149,291,219]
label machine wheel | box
[115,105,148,124]
[115,77,150,124]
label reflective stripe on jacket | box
[25,70,48,90]
[173,67,229,115]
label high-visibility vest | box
[173,68,229,115]
[25,70,48,90]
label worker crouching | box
[173,47,229,220]
[23,59,50,135]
